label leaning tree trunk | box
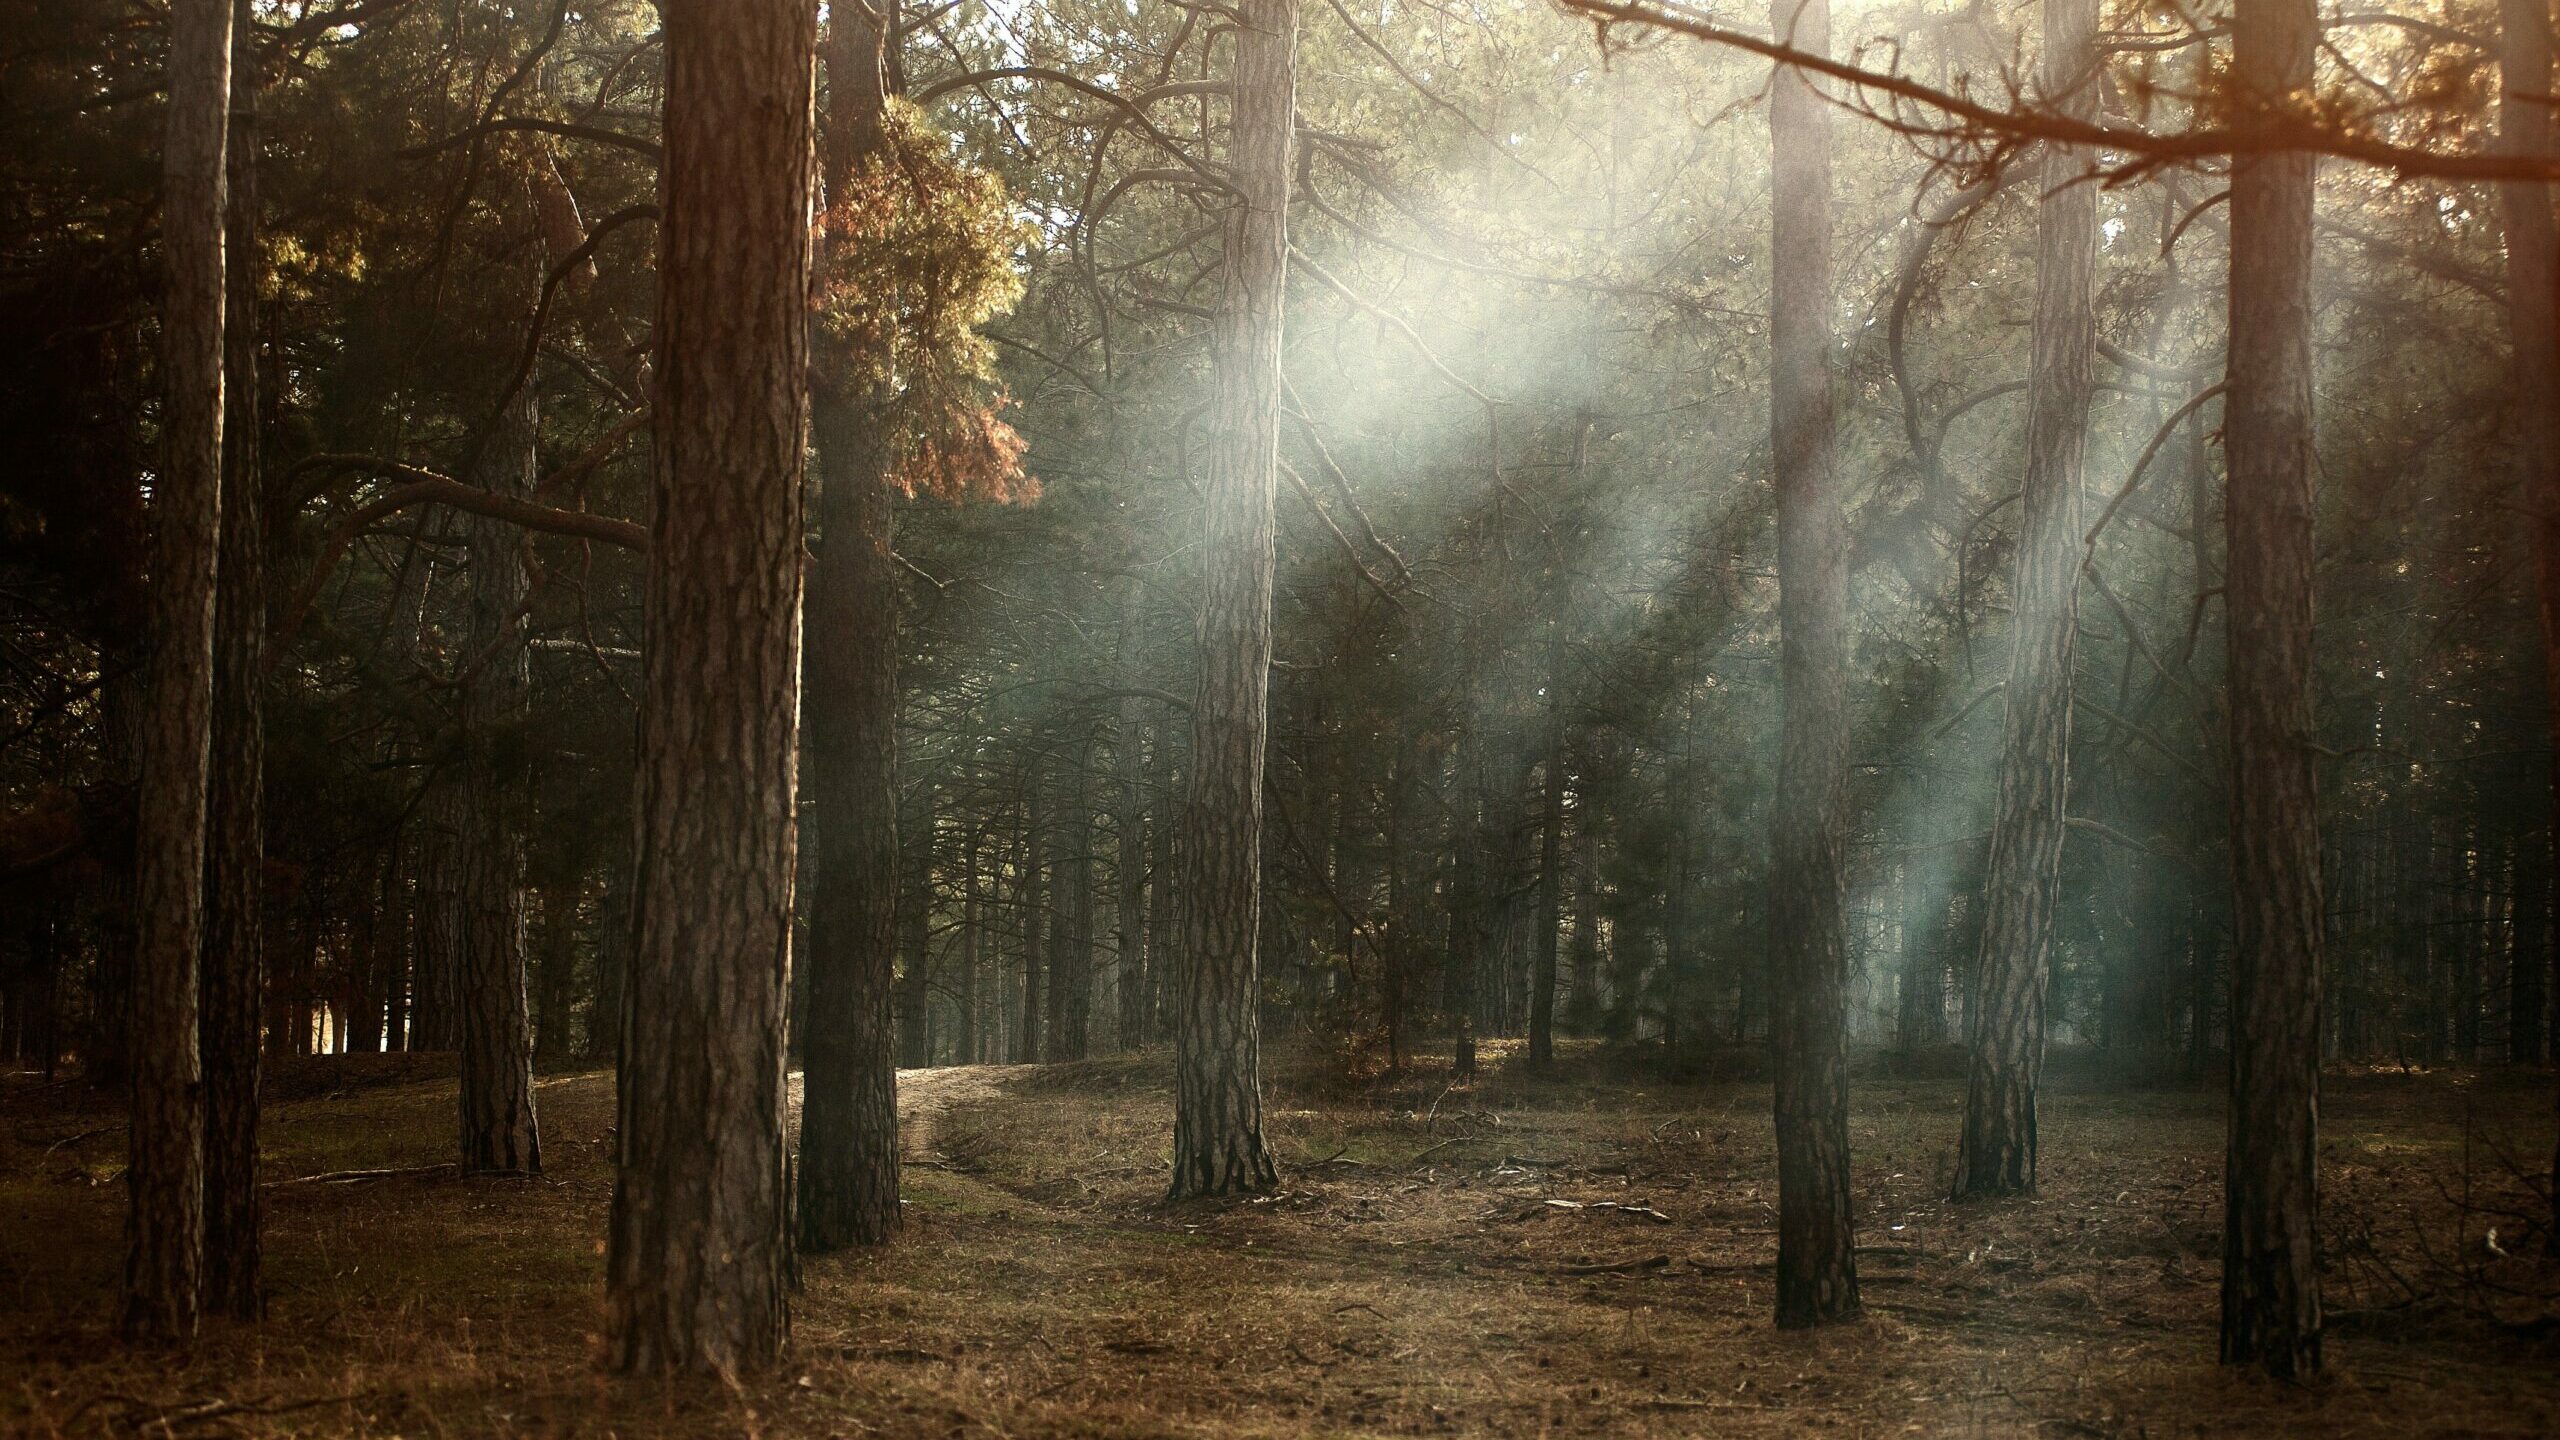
[2218,0,2325,1380]
[2497,0,2560,1243]
[201,4,265,1316]
[797,0,904,1251]
[1953,0,2099,1200]
[455,387,540,1175]
[125,0,234,1346]
[1167,0,1294,1202]
[605,0,815,1377]
[1765,0,1860,1330]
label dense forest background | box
[3,0,2559,1419]
[3,0,2543,1085]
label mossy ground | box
[3,1044,2555,1436]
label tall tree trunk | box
[1051,733,1096,1061]
[2497,0,2560,1245]
[1168,0,1294,1201]
[1765,0,1860,1330]
[199,2,263,1319]
[456,387,540,1174]
[605,0,815,1377]
[2219,0,2325,1378]
[1016,766,1047,1062]
[1115,582,1152,1050]
[1954,0,2099,1200]
[125,0,234,1346]
[958,822,982,1063]
[532,884,580,1065]
[409,788,462,1050]
[896,779,935,1067]
[796,0,904,1253]
[1528,637,1564,1068]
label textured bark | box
[2219,0,2325,1379]
[1953,0,2098,1201]
[605,0,815,1377]
[455,388,540,1175]
[200,12,264,1316]
[126,0,234,1345]
[796,0,904,1256]
[1167,0,1293,1203]
[1765,0,1861,1330]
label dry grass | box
[3,1043,2556,1437]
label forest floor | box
[4,1043,2558,1438]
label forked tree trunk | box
[201,7,265,1316]
[796,0,904,1253]
[1764,0,1860,1330]
[605,0,815,1376]
[1167,0,1294,1201]
[1954,0,2099,1200]
[125,0,234,1346]
[456,387,540,1174]
[2219,0,2325,1379]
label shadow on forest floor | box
[2,1042,2556,1436]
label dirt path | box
[783,1063,1021,1159]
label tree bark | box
[896,779,935,1068]
[2219,0,2326,1378]
[1115,582,1152,1050]
[1765,0,1860,1330]
[1050,732,1096,1061]
[796,0,905,1254]
[125,0,234,1346]
[605,0,815,1377]
[1167,0,1294,1201]
[455,387,540,1174]
[1954,0,2098,1200]
[200,2,264,1319]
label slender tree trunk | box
[605,0,815,1376]
[199,4,263,1318]
[1115,583,1152,1050]
[1528,639,1564,1068]
[2497,0,2560,1244]
[456,387,540,1174]
[1051,733,1096,1061]
[958,823,982,1063]
[1765,0,1860,1330]
[2219,0,2325,1378]
[796,0,904,1252]
[1168,0,1293,1200]
[532,884,580,1065]
[410,789,462,1050]
[896,780,935,1067]
[1954,0,2098,1200]
[1017,767,1047,1062]
[124,0,234,1346]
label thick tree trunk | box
[605,0,815,1377]
[124,0,234,1346]
[1765,0,1860,1330]
[1954,0,2099,1200]
[1168,0,1294,1201]
[2219,0,2325,1379]
[455,388,540,1174]
[199,8,263,1319]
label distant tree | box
[605,0,816,1376]
[125,0,234,1345]
[1167,0,1296,1202]
[1954,0,2099,1200]
[2217,0,2325,1380]
[1765,0,1860,1330]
